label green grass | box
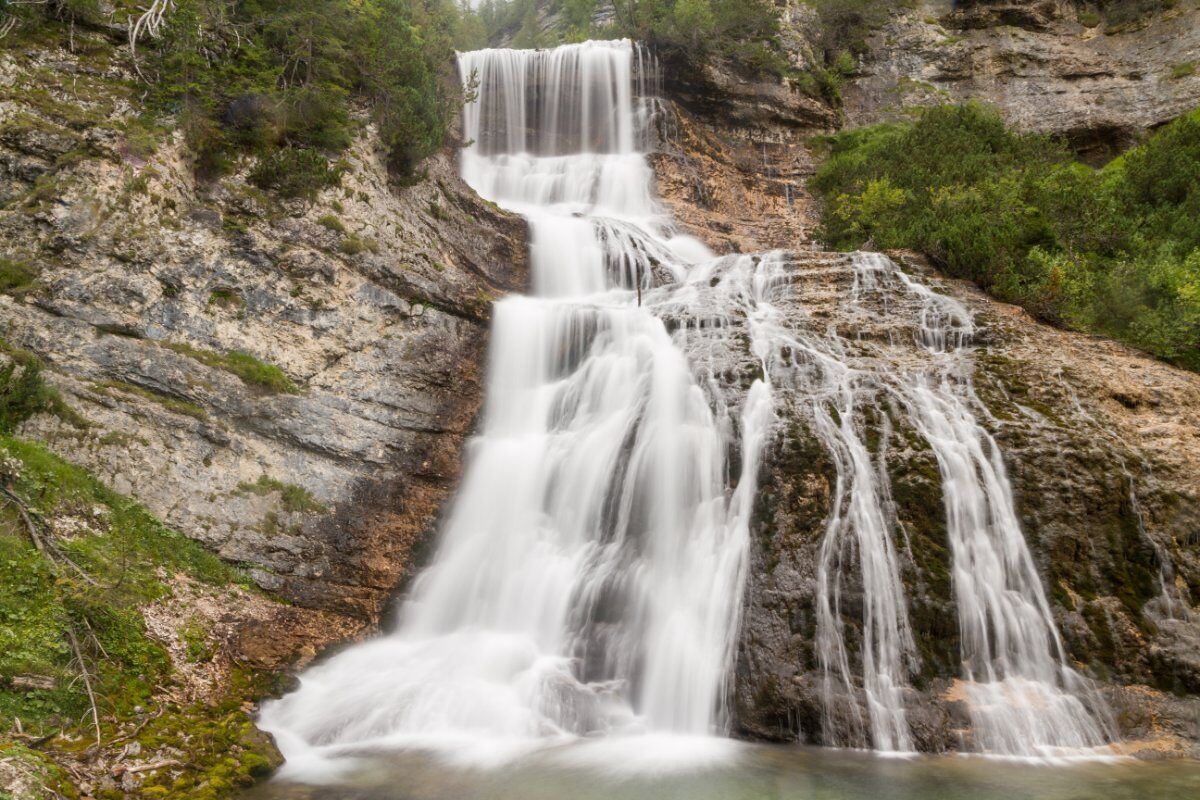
[0,435,279,797]
[0,258,40,296]
[95,380,208,420]
[237,474,327,514]
[208,287,246,309]
[316,214,346,233]
[339,233,379,255]
[163,342,299,394]
[0,437,236,732]
[1169,61,1196,80]
[811,102,1200,371]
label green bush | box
[138,0,468,184]
[0,345,84,435]
[811,103,1200,370]
[249,147,342,199]
[0,258,39,296]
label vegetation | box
[475,0,788,76]
[0,257,39,297]
[0,344,85,435]
[2,0,476,186]
[0,435,281,798]
[237,474,327,514]
[163,342,300,394]
[811,103,1200,370]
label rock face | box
[726,251,1200,756]
[652,90,1200,756]
[0,39,527,633]
[834,0,1200,157]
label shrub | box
[811,103,1200,371]
[249,147,342,199]
[0,258,39,296]
[138,0,467,185]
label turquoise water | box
[246,740,1200,800]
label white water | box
[259,40,770,777]
[260,40,1113,771]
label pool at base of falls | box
[245,741,1200,800]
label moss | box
[0,742,76,799]
[94,380,208,420]
[340,234,379,255]
[162,342,299,394]
[316,214,346,233]
[1168,61,1196,80]
[236,474,326,514]
[886,422,958,685]
[134,670,284,799]
[0,257,41,297]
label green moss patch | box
[162,342,299,394]
[237,474,327,514]
[0,436,283,797]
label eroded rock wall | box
[835,0,1200,157]
[0,38,527,637]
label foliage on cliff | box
[1,0,476,183]
[0,357,285,797]
[474,0,786,75]
[812,103,1200,370]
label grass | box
[0,258,40,297]
[0,436,279,797]
[236,474,327,514]
[208,288,246,309]
[162,342,299,394]
[1169,61,1196,80]
[94,380,208,420]
[339,234,379,255]
[316,214,346,233]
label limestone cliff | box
[651,58,1200,757]
[835,0,1200,158]
[1,36,525,650]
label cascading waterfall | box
[259,39,1114,772]
[258,40,770,775]
[714,250,1112,757]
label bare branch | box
[66,625,102,751]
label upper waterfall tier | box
[459,40,658,157]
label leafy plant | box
[811,103,1200,370]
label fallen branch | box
[120,759,184,775]
[1,485,46,553]
[0,485,99,586]
[66,625,102,751]
[108,707,164,746]
[10,674,58,691]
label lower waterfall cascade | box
[258,39,1115,773]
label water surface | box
[246,741,1200,800]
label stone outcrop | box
[652,86,1200,756]
[834,0,1200,158]
[728,251,1200,757]
[0,37,526,636]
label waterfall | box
[717,250,1112,757]
[258,40,769,774]
[259,39,1113,772]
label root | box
[128,0,176,79]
